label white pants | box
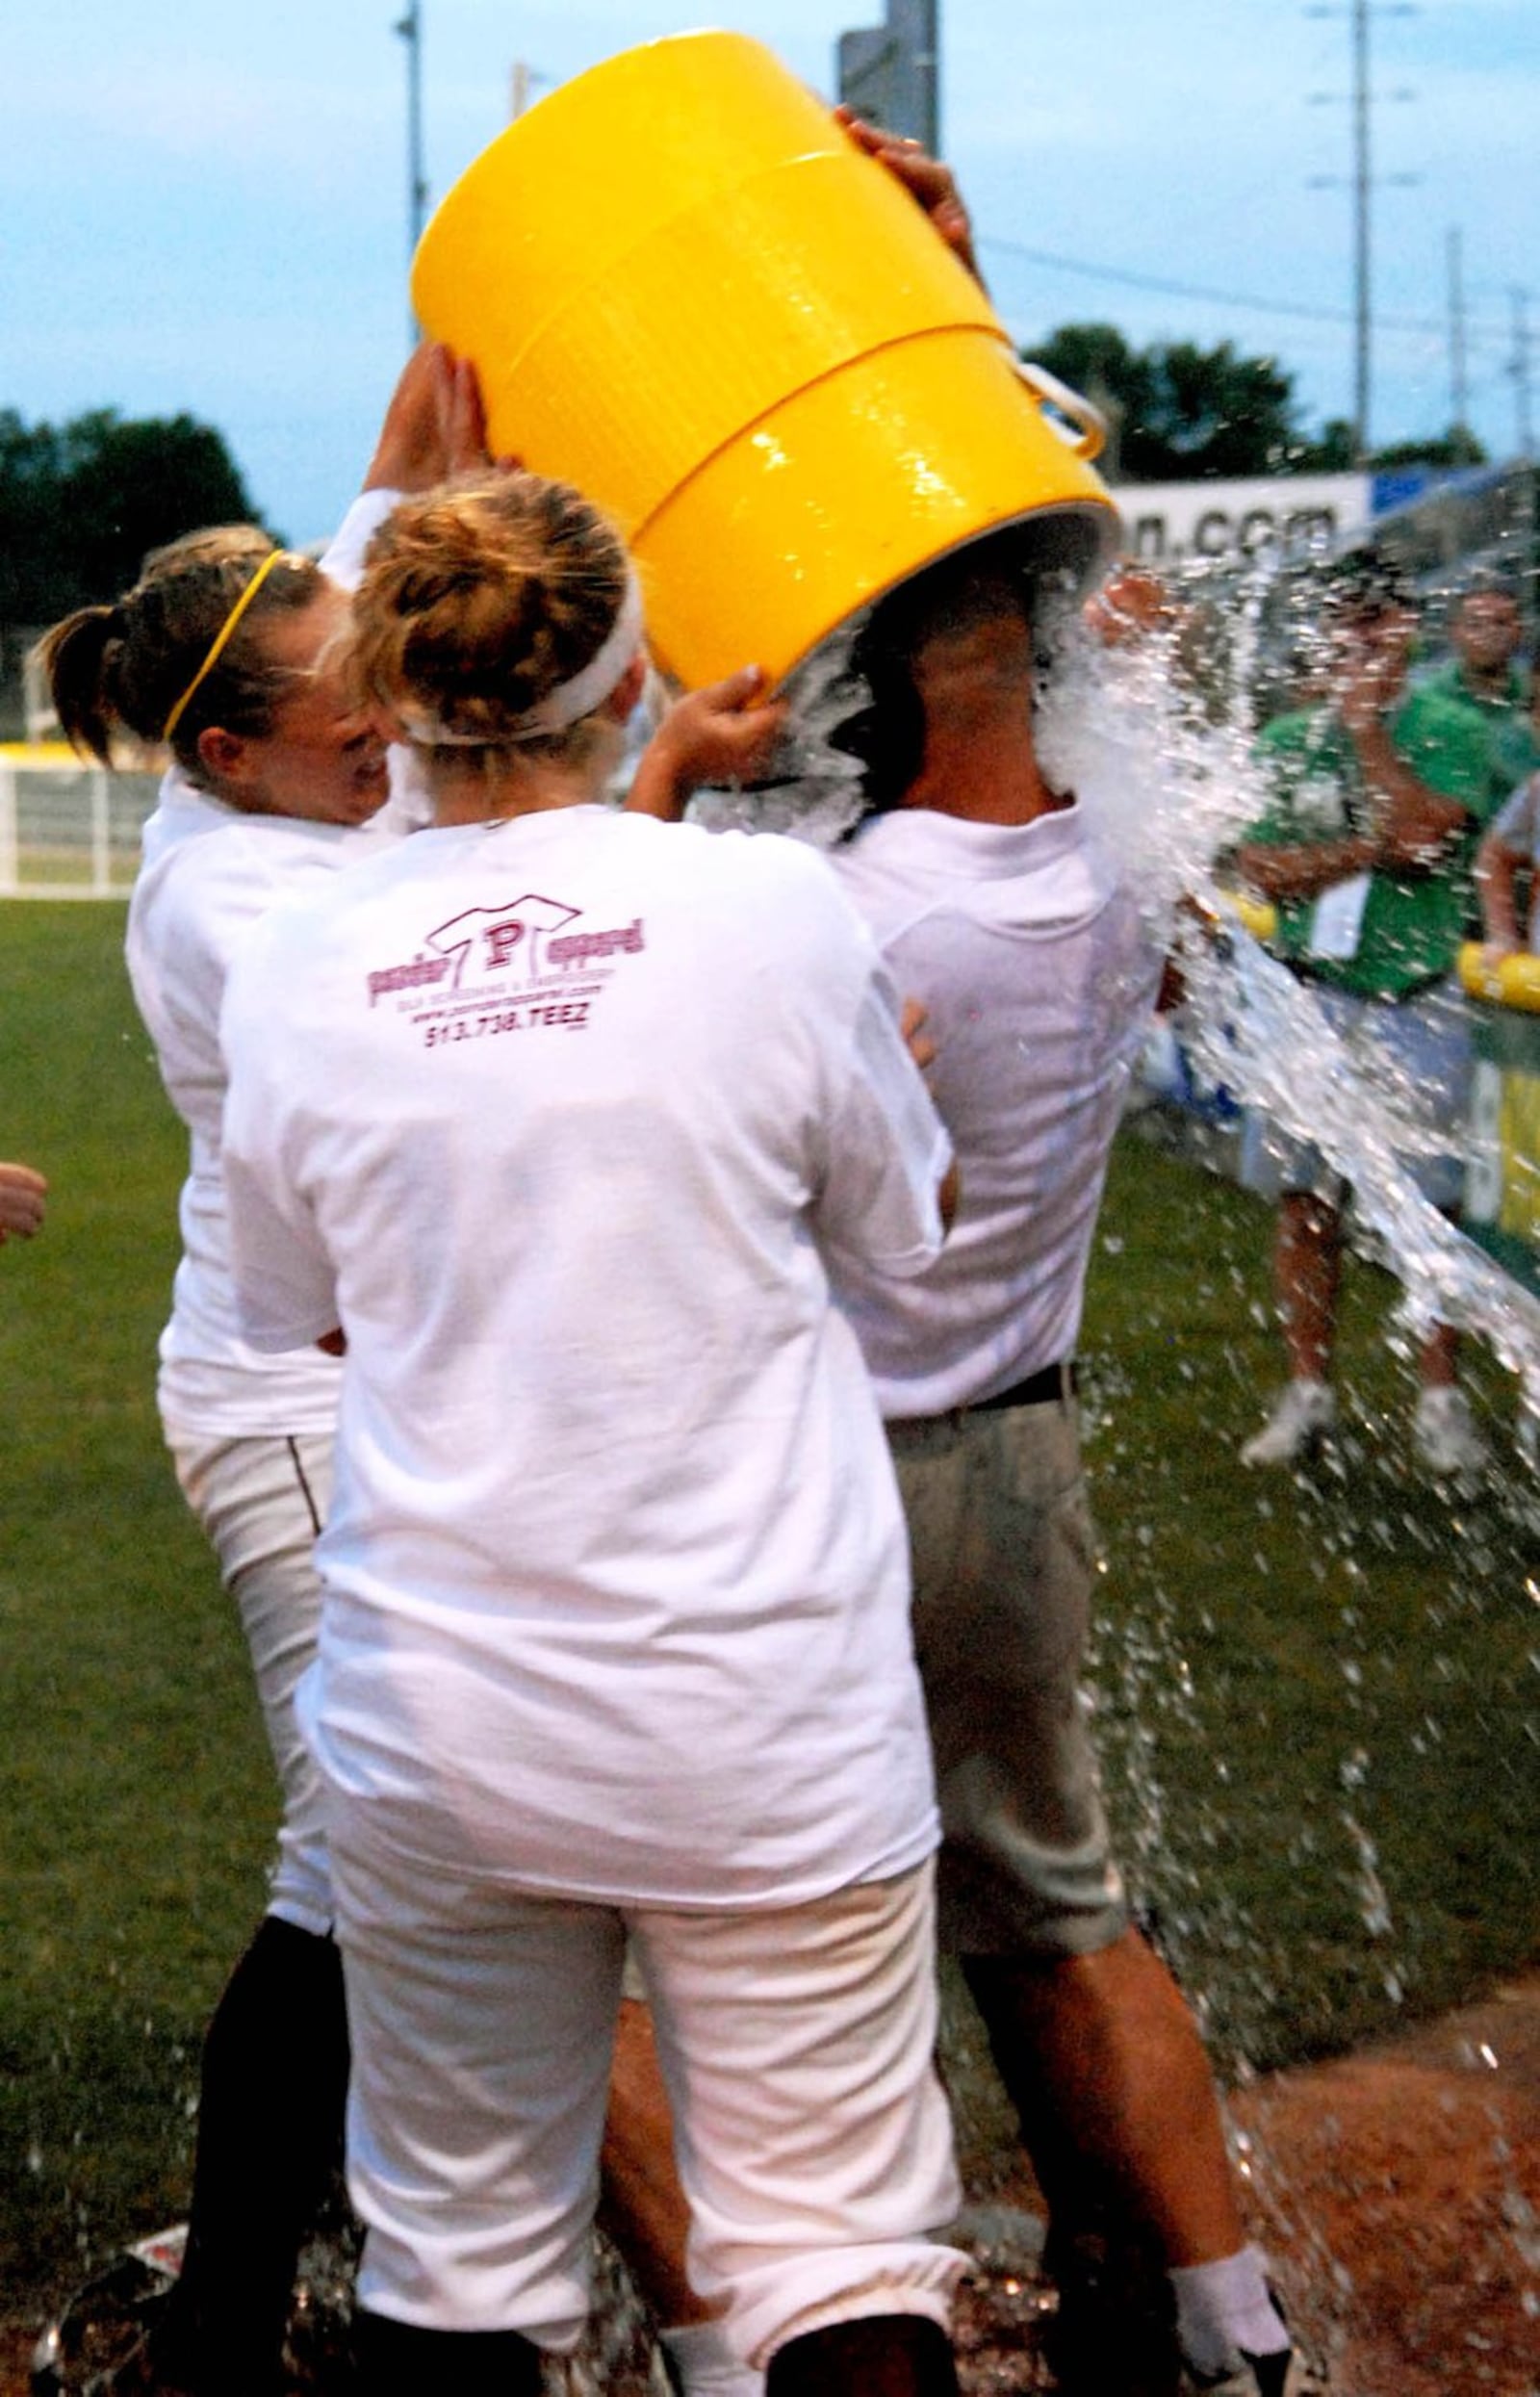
[167,1429,334,1936]
[326,1813,964,2369]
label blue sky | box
[6,2,1536,544]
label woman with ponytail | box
[218,468,967,2397]
[37,345,489,2397]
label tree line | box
[0,408,262,631]
[1030,323,1485,482]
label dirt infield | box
[1227,1974,1540,2394]
[5,1972,1538,2395]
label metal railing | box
[0,746,158,899]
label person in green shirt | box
[1400,579,1534,812]
[1231,565,1505,1475]
[1476,661,1540,955]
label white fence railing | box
[0,746,159,898]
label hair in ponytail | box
[36,528,324,786]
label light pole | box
[396,3,429,339]
[1512,289,1535,465]
[1447,226,1469,444]
[1350,0,1371,461]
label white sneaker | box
[1412,1385,1487,1477]
[1240,1379,1336,1467]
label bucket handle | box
[1014,359,1108,461]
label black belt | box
[971,1358,1079,1412]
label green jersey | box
[1396,657,1536,813]
[1243,690,1500,999]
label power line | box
[975,233,1513,348]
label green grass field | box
[1,902,273,2313]
[2,898,1538,2319]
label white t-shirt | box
[322,488,395,583]
[221,804,951,1910]
[124,488,418,1439]
[831,800,1163,1417]
[127,781,407,1436]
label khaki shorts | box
[888,1396,1128,1961]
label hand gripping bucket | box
[411,29,1119,690]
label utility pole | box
[1350,0,1371,459]
[1306,0,1416,465]
[1447,225,1469,442]
[1513,288,1535,463]
[396,3,429,338]
[836,0,938,154]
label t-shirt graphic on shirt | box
[364,890,649,1046]
[426,893,579,985]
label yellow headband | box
[162,547,290,744]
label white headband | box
[400,570,645,749]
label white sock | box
[1169,2245,1290,2376]
[661,2319,765,2397]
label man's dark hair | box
[834,531,1048,817]
[1322,550,1416,626]
[1455,570,1522,612]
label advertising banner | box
[1119,474,1373,567]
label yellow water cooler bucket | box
[411,29,1119,691]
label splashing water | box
[1052,573,1540,1382]
[691,615,872,846]
[740,554,1540,1396]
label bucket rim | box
[745,501,1123,698]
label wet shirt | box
[1243,698,1499,999]
[830,801,1162,1417]
[220,805,950,1909]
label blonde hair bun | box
[350,472,634,756]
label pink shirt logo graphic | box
[424,895,581,991]
[364,892,649,1046]
[364,895,578,1006]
